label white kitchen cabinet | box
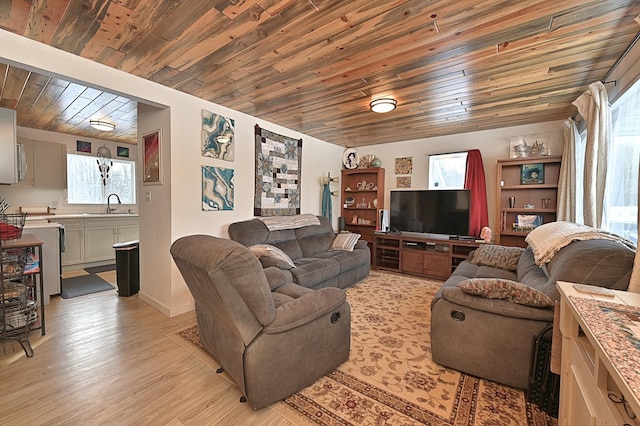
[33,140,67,189]
[57,219,85,266]
[85,225,118,262]
[0,107,17,184]
[12,139,67,188]
[117,223,139,243]
[56,217,139,268]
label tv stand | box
[373,233,484,279]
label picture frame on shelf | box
[343,148,359,169]
[520,163,544,185]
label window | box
[428,152,468,189]
[67,153,136,204]
[607,80,640,243]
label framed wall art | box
[202,166,234,210]
[201,109,235,161]
[520,163,544,185]
[117,146,130,158]
[76,140,92,153]
[142,129,162,185]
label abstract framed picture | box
[520,163,544,185]
[397,176,411,188]
[202,166,234,211]
[142,129,162,185]
[201,109,235,161]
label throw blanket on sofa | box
[259,213,321,231]
[525,221,636,266]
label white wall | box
[0,30,570,316]
[0,127,138,214]
[356,122,565,233]
[0,29,343,316]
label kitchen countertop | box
[23,213,139,227]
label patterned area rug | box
[177,271,557,426]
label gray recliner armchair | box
[170,235,351,409]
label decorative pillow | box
[458,278,554,308]
[329,233,361,251]
[248,244,296,268]
[468,244,525,271]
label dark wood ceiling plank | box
[0,66,30,110]
[22,0,71,44]
[216,0,262,20]
[79,2,134,60]
[107,0,188,54]
[0,0,31,35]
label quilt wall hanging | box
[254,124,302,216]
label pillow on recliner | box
[249,244,296,269]
[458,278,554,308]
[468,244,524,271]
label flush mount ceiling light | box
[89,119,116,132]
[369,98,397,113]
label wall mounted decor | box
[254,124,302,216]
[397,176,411,188]
[520,163,544,185]
[116,146,129,158]
[76,140,91,153]
[202,166,234,211]
[142,129,162,185]
[395,157,413,174]
[201,109,235,161]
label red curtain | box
[464,149,489,237]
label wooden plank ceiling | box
[0,0,639,147]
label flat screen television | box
[389,189,471,237]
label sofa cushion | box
[295,216,336,257]
[329,233,361,251]
[458,278,554,308]
[289,257,341,288]
[469,245,524,271]
[249,244,296,268]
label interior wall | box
[356,121,566,234]
[0,127,138,214]
[0,29,343,316]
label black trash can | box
[113,240,139,297]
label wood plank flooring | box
[0,270,304,425]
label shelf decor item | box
[343,148,359,169]
[521,163,544,185]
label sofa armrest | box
[439,287,553,322]
[264,287,347,333]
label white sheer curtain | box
[571,81,610,228]
[557,118,581,222]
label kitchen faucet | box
[107,193,122,214]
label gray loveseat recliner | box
[229,215,370,290]
[430,238,635,389]
[170,235,351,409]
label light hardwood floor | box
[0,270,307,425]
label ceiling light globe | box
[369,98,397,113]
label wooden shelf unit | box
[341,168,385,246]
[495,156,562,247]
[373,233,481,279]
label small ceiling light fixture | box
[89,119,116,132]
[369,98,397,113]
